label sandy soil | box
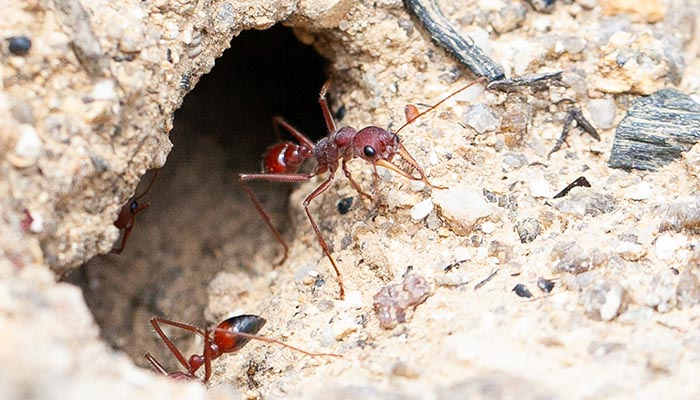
[3,0,700,399]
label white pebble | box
[655,233,686,260]
[624,181,652,201]
[432,184,493,235]
[587,98,617,129]
[29,212,44,233]
[464,103,499,134]
[600,285,624,321]
[529,178,554,198]
[453,246,471,262]
[480,221,496,234]
[341,290,364,309]
[410,199,434,220]
[91,79,117,100]
[14,125,42,164]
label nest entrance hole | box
[67,25,328,374]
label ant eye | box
[130,201,139,213]
[363,145,376,158]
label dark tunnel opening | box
[67,25,329,372]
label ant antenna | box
[213,327,342,358]
[394,77,487,136]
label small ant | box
[111,135,160,254]
[145,314,340,382]
[111,170,158,253]
[240,79,485,299]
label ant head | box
[354,127,445,189]
[352,126,399,163]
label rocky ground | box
[1,0,700,399]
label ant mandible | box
[145,314,340,382]
[239,78,485,299]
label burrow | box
[66,25,331,374]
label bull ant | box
[145,314,339,382]
[240,79,485,299]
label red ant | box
[240,79,484,299]
[145,314,340,382]
[111,169,158,253]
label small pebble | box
[655,233,685,260]
[341,290,364,309]
[11,125,42,167]
[537,278,555,293]
[453,246,471,262]
[410,199,433,220]
[432,184,493,235]
[502,152,528,171]
[516,218,540,243]
[29,212,44,233]
[623,181,652,201]
[337,197,353,214]
[587,98,617,129]
[600,284,624,321]
[8,36,31,56]
[529,178,554,198]
[512,283,533,298]
[480,221,496,234]
[464,103,500,134]
[90,79,118,101]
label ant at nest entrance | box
[64,25,333,383]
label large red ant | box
[240,79,485,299]
[145,314,340,382]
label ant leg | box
[202,328,213,383]
[238,173,314,265]
[134,170,159,201]
[239,182,289,265]
[319,81,337,134]
[341,159,371,200]
[150,317,206,372]
[302,174,345,299]
[145,352,169,375]
[272,116,315,149]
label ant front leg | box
[341,158,372,201]
[302,174,345,299]
[319,81,337,134]
[238,173,314,266]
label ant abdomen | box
[263,142,311,173]
[214,314,267,354]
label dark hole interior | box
[67,25,328,373]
